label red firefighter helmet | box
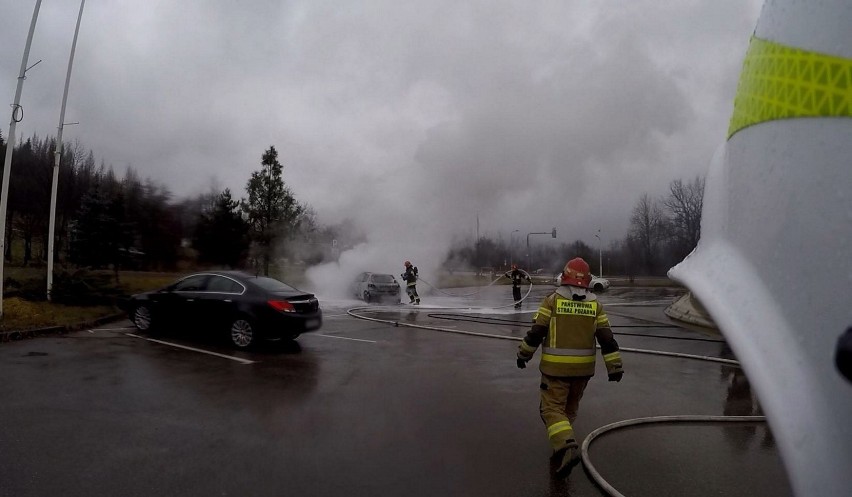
[404,261,412,267]
[560,258,591,288]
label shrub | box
[2,277,46,301]
[51,269,123,307]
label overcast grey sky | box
[1,0,762,270]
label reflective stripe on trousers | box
[539,374,590,451]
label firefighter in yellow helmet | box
[516,257,623,476]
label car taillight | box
[268,300,296,312]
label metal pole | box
[526,231,555,272]
[595,229,602,277]
[47,0,86,301]
[0,0,43,318]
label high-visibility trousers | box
[539,374,590,452]
[406,284,419,302]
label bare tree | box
[629,193,667,274]
[664,176,705,260]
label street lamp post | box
[47,0,86,301]
[595,229,603,277]
[0,0,43,317]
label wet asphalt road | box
[0,286,791,497]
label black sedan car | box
[128,271,322,349]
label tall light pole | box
[595,229,603,277]
[47,0,86,301]
[0,0,43,318]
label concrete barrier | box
[664,292,717,330]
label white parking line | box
[315,334,376,343]
[125,333,256,364]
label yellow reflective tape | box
[537,307,552,318]
[519,341,537,354]
[547,421,573,438]
[603,351,621,362]
[728,36,852,138]
[543,347,595,356]
[555,299,597,317]
[596,314,610,326]
[542,353,596,364]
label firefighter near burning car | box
[401,261,420,305]
[516,257,623,476]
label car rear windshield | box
[249,276,300,293]
[372,274,395,283]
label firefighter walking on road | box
[504,264,531,309]
[516,257,623,476]
[402,261,420,305]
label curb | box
[0,311,128,344]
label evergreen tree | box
[70,185,117,268]
[194,189,249,268]
[243,146,304,275]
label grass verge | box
[0,297,116,332]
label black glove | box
[608,371,623,382]
[517,358,527,369]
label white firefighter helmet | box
[669,1,852,495]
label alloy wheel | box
[231,319,254,348]
[134,306,152,331]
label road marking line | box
[90,327,136,331]
[124,333,256,364]
[321,313,352,318]
[315,334,376,343]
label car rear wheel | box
[133,304,153,332]
[594,283,604,292]
[230,317,257,349]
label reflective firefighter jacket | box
[504,269,530,289]
[518,286,623,377]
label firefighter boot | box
[556,441,581,477]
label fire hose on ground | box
[408,269,536,310]
[346,300,767,497]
